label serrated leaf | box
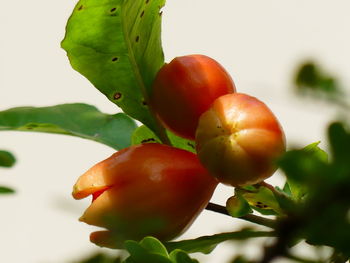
[62,0,165,135]
[226,195,252,218]
[131,125,196,153]
[169,250,198,263]
[165,230,274,254]
[0,104,137,150]
[0,150,16,168]
[140,237,168,257]
[0,186,15,194]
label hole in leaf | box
[114,92,122,100]
[111,57,119,62]
[135,36,140,42]
[140,10,145,18]
[110,7,117,12]
[145,0,150,4]
[78,5,83,11]
[187,142,195,149]
[141,138,156,143]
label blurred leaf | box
[169,250,199,263]
[226,194,252,218]
[124,239,172,263]
[139,237,168,257]
[165,230,275,254]
[0,186,15,194]
[294,61,341,99]
[62,0,165,135]
[131,125,196,153]
[0,104,137,150]
[276,123,350,256]
[74,252,121,263]
[235,185,283,216]
[284,142,328,201]
[0,150,16,168]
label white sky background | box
[1,0,350,262]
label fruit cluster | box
[72,54,286,248]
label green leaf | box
[294,61,341,99]
[165,230,275,254]
[131,125,196,153]
[0,104,137,150]
[140,237,168,257]
[125,240,172,263]
[169,250,199,263]
[226,194,252,218]
[235,186,283,216]
[0,150,16,168]
[61,0,165,135]
[76,252,121,263]
[0,186,15,194]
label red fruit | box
[195,93,286,186]
[151,54,236,140]
[72,143,217,248]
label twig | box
[205,202,276,228]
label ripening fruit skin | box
[72,143,218,248]
[151,54,236,140]
[195,93,286,186]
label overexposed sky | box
[1,1,349,262]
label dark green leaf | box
[0,104,137,150]
[165,230,275,254]
[75,252,121,263]
[0,150,16,168]
[169,250,199,263]
[294,61,341,99]
[131,125,196,153]
[62,0,165,135]
[226,194,252,218]
[0,186,15,194]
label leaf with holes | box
[62,0,165,136]
[0,150,16,168]
[235,186,283,216]
[0,104,137,150]
[131,125,196,153]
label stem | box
[205,202,276,228]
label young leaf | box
[0,186,15,194]
[226,195,252,218]
[124,240,172,263]
[165,230,275,254]
[131,125,196,153]
[62,0,165,135]
[140,237,169,257]
[0,150,16,168]
[235,186,283,216]
[0,104,137,150]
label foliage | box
[1,0,350,262]
[0,104,137,150]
